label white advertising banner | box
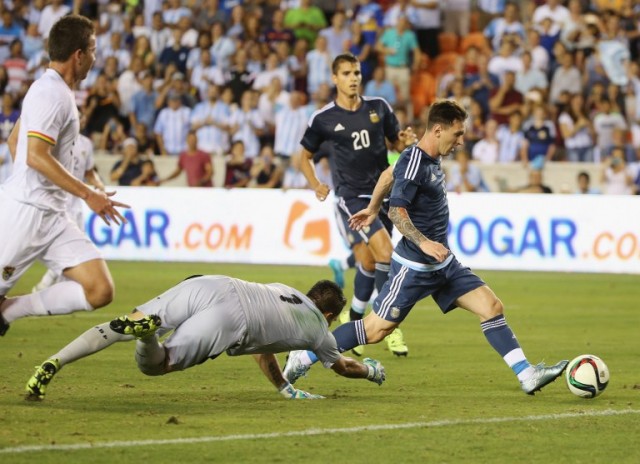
[85,188,640,274]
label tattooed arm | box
[389,206,450,262]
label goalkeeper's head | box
[307,280,346,324]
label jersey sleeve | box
[300,117,324,153]
[381,100,400,144]
[389,149,421,208]
[23,87,67,146]
[312,331,341,368]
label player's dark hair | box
[48,15,95,62]
[426,100,468,130]
[307,280,346,317]
[332,52,358,74]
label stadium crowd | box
[1,0,640,195]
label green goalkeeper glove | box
[279,382,325,399]
[364,358,386,385]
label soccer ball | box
[565,354,610,398]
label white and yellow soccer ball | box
[565,354,610,399]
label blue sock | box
[481,314,531,377]
[333,320,367,353]
[374,262,390,292]
[350,264,374,320]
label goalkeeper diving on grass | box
[25,275,386,401]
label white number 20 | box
[351,130,370,150]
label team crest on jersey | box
[390,307,401,319]
[369,111,380,123]
[2,266,15,281]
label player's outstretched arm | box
[331,355,386,385]
[349,165,394,231]
[253,354,324,399]
[299,147,330,201]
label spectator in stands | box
[489,70,523,126]
[210,21,236,73]
[190,84,232,157]
[484,2,525,53]
[22,22,44,61]
[533,0,571,37]
[186,31,213,82]
[154,90,191,156]
[575,171,601,194]
[99,117,127,153]
[488,39,523,81]
[160,132,213,187]
[110,138,159,186]
[472,119,500,164]
[129,71,157,137]
[602,147,636,194]
[476,0,505,32]
[227,48,255,104]
[249,145,283,188]
[0,10,24,63]
[593,98,628,161]
[515,50,549,96]
[176,14,198,48]
[149,11,172,56]
[466,53,499,116]
[156,69,196,110]
[283,0,327,46]
[320,11,351,60]
[496,110,527,163]
[442,0,471,37]
[410,0,442,59]
[558,93,595,162]
[447,148,488,193]
[347,20,376,84]
[229,89,265,160]
[258,77,290,146]
[0,93,20,142]
[224,140,252,188]
[376,14,419,109]
[158,29,189,75]
[522,104,557,164]
[306,35,333,97]
[37,0,70,39]
[464,99,486,152]
[384,0,417,28]
[4,39,28,95]
[117,56,143,118]
[282,152,309,190]
[261,8,295,50]
[549,50,582,105]
[190,48,225,101]
[196,0,226,31]
[133,122,156,156]
[364,66,397,106]
[253,51,288,92]
[273,90,308,169]
[84,73,122,146]
[518,169,553,194]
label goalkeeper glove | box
[279,382,325,399]
[364,358,386,385]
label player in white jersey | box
[32,132,105,292]
[25,276,386,400]
[0,16,128,337]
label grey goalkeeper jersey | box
[228,278,340,367]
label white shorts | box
[0,191,102,295]
[136,276,247,371]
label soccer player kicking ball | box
[285,100,568,395]
[25,276,386,400]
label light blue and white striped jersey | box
[190,100,232,154]
[154,106,191,155]
[306,49,333,95]
[229,108,265,159]
[274,106,308,157]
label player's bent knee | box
[85,281,115,309]
[135,355,168,376]
[490,298,504,318]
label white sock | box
[135,336,167,376]
[54,322,134,367]
[35,269,59,290]
[299,350,314,366]
[2,281,93,323]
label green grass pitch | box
[1,261,639,463]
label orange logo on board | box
[283,201,330,256]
